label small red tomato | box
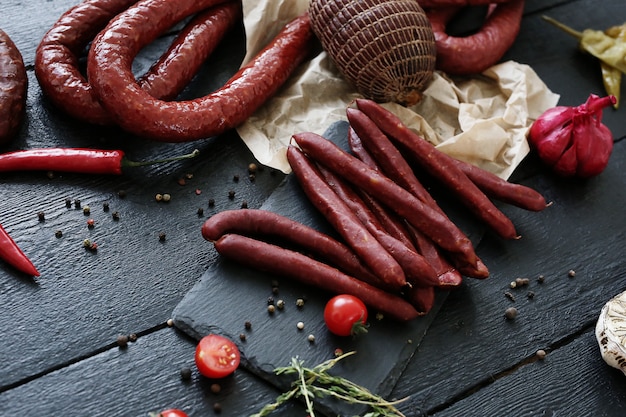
[324,294,368,337]
[150,409,188,417]
[195,334,240,378]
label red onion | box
[528,94,616,178]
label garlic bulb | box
[596,290,626,376]
[308,0,436,106]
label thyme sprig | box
[250,351,408,417]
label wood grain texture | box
[429,328,626,417]
[0,327,306,416]
[391,139,626,414]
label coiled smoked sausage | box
[35,0,240,125]
[426,0,525,74]
[88,0,314,141]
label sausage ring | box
[426,0,525,75]
[87,0,314,142]
[419,0,513,7]
[0,29,27,145]
[35,0,241,125]
[35,0,138,125]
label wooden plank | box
[390,137,626,413]
[0,326,307,416]
[428,328,626,416]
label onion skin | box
[528,94,616,178]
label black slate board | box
[172,121,488,416]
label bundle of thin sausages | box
[34,0,314,141]
[202,99,548,322]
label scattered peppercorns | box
[240,200,248,209]
[54,230,63,238]
[527,291,535,300]
[116,334,129,348]
[128,333,138,342]
[233,174,240,182]
[267,305,276,314]
[82,206,91,215]
[504,307,518,320]
[87,218,95,228]
[162,193,171,202]
[515,277,530,287]
[180,367,192,381]
[65,198,72,208]
[307,334,315,343]
[213,402,222,413]
[208,198,215,208]
[37,211,45,222]
[74,199,81,209]
[244,321,252,330]
[155,193,163,202]
[568,269,576,278]
[296,321,304,330]
[239,333,246,342]
[537,274,545,284]
[118,190,126,198]
[504,291,516,302]
[276,299,285,310]
[112,211,120,221]
[536,349,547,360]
[210,383,221,394]
[158,232,166,242]
[228,190,235,200]
[296,298,305,308]
[102,202,110,212]
[197,207,204,216]
[248,163,258,174]
[83,239,98,251]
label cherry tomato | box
[195,334,241,379]
[323,294,368,336]
[155,409,188,417]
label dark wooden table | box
[2,1,626,416]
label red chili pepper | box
[0,148,200,175]
[0,224,39,276]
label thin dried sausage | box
[0,29,27,145]
[201,209,381,287]
[317,165,440,288]
[354,98,519,240]
[287,145,408,291]
[214,233,420,322]
[426,0,525,74]
[88,0,314,141]
[346,120,465,284]
[449,157,549,211]
[291,131,479,269]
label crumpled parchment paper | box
[236,0,560,179]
